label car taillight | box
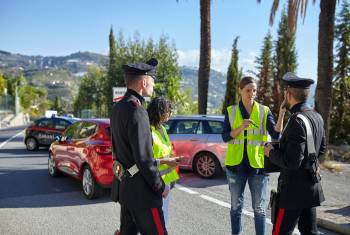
[94,145,112,155]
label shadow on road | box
[0,147,49,156]
[178,170,227,188]
[0,125,27,133]
[0,168,112,208]
[0,136,24,143]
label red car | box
[165,115,227,179]
[48,119,113,199]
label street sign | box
[112,87,150,102]
[112,87,127,102]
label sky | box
[0,0,333,81]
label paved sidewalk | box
[318,205,350,235]
[316,162,350,235]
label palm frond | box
[269,0,280,25]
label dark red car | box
[48,119,113,199]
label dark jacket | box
[110,89,165,209]
[269,102,326,209]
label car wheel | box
[194,152,221,179]
[82,165,100,199]
[48,153,60,177]
[26,137,38,151]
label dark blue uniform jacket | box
[110,89,165,209]
[270,102,326,209]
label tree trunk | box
[198,0,211,114]
[315,0,336,144]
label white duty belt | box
[296,114,316,155]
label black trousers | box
[119,204,167,235]
[272,207,318,235]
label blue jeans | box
[162,191,170,227]
[226,168,269,235]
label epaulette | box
[127,97,141,108]
[114,95,141,108]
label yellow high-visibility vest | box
[151,125,180,185]
[225,101,269,168]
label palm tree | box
[261,0,337,142]
[198,0,211,114]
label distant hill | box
[0,50,227,110]
[0,50,109,100]
[0,50,108,75]
[0,50,317,111]
[180,66,226,111]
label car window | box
[78,122,97,139]
[197,121,204,134]
[208,121,224,134]
[64,122,82,139]
[105,127,110,136]
[164,120,173,133]
[36,118,54,128]
[173,120,200,134]
[55,119,71,130]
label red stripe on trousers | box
[273,208,285,235]
[151,208,165,235]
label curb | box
[317,217,350,235]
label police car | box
[24,116,78,151]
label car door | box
[70,122,98,177]
[56,122,83,177]
[54,118,72,136]
[35,118,55,145]
[205,120,227,166]
[168,120,208,168]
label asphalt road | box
[0,126,340,235]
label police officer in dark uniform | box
[110,58,170,235]
[264,72,326,235]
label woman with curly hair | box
[147,96,181,226]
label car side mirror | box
[59,136,69,142]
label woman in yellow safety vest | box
[222,76,286,235]
[147,97,181,226]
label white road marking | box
[200,194,230,208]
[200,194,266,223]
[0,130,24,149]
[175,185,199,195]
[177,184,300,234]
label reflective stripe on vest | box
[225,101,269,168]
[159,167,174,176]
[151,125,180,185]
[230,139,265,146]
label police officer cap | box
[122,58,158,77]
[282,72,314,89]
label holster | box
[113,160,126,181]
[110,176,120,203]
[110,160,125,203]
[269,189,280,224]
[305,154,322,183]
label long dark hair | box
[147,97,172,128]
